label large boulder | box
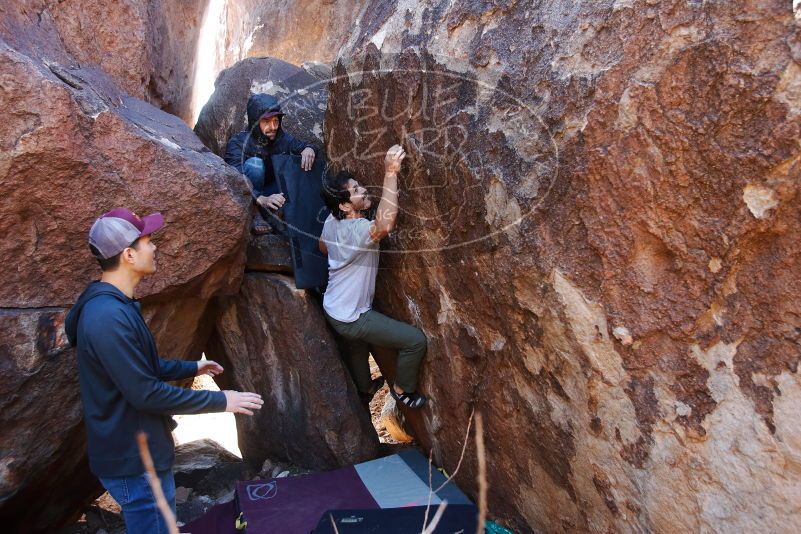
[194,56,328,157]
[0,23,250,532]
[209,273,381,470]
[325,1,801,532]
[0,60,250,308]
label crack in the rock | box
[0,307,69,313]
[47,63,84,90]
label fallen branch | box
[422,449,435,531]
[422,500,449,534]
[329,512,341,534]
[136,432,180,534]
[475,412,487,534]
[422,408,476,533]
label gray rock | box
[174,486,191,505]
[172,439,248,526]
[194,57,328,158]
[247,234,293,273]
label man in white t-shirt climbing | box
[319,145,427,409]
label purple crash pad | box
[237,466,379,534]
[181,499,238,534]
[181,450,474,533]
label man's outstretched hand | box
[197,361,263,415]
[384,144,406,174]
[301,147,315,171]
[223,391,264,415]
[197,360,224,377]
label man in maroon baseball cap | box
[65,207,264,533]
[87,208,164,263]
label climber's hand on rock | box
[223,391,264,416]
[196,360,223,377]
[257,193,285,210]
[384,144,405,174]
[301,147,315,171]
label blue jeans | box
[243,156,280,198]
[100,470,176,534]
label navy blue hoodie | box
[65,281,227,478]
[223,93,316,199]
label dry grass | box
[433,407,475,493]
[419,407,489,534]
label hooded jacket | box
[224,93,317,199]
[65,281,227,478]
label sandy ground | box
[368,356,399,444]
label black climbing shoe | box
[389,387,427,409]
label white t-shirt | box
[321,214,380,322]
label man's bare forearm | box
[371,145,405,241]
[374,171,399,234]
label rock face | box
[326,1,801,532]
[246,233,293,273]
[41,0,206,123]
[2,0,357,126]
[209,273,381,470]
[0,308,95,531]
[0,9,251,530]
[190,0,361,91]
[221,0,364,67]
[194,56,328,157]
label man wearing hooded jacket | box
[65,208,263,533]
[224,93,317,233]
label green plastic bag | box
[485,519,516,533]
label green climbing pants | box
[325,309,427,394]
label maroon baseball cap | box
[88,208,164,259]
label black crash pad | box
[271,154,330,290]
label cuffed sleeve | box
[158,358,198,382]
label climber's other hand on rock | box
[223,391,264,416]
[384,144,405,174]
[301,147,315,171]
[196,360,223,377]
